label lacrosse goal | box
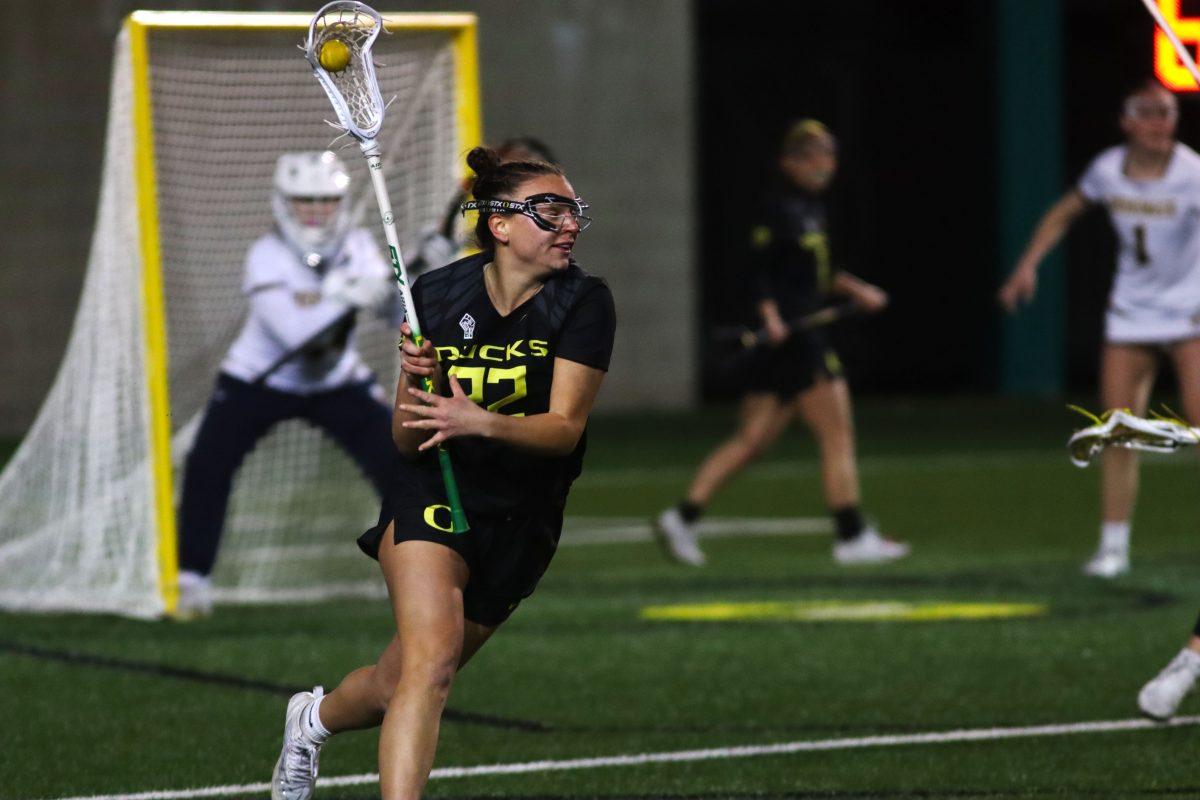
[0,11,480,618]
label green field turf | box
[4,397,1200,799]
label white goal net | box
[0,12,478,618]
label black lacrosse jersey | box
[748,188,835,320]
[401,252,616,515]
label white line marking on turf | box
[562,515,829,545]
[45,714,1200,800]
[577,448,1195,488]
[230,516,831,563]
[199,517,828,606]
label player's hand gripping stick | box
[305,1,468,532]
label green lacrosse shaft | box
[365,151,469,533]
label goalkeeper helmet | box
[271,151,352,268]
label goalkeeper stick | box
[711,302,861,350]
[1141,0,1200,89]
[252,308,356,386]
[305,1,468,532]
[1067,407,1200,468]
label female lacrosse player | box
[176,151,399,618]
[999,79,1200,578]
[269,147,614,800]
[654,119,908,567]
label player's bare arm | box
[831,271,888,313]
[757,298,790,345]
[400,357,605,456]
[999,189,1089,311]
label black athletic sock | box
[1192,613,1200,639]
[832,505,865,542]
[678,501,704,523]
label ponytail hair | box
[465,146,563,249]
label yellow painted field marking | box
[639,600,1046,623]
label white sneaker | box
[653,508,706,566]
[1082,548,1129,578]
[272,687,324,800]
[833,527,910,565]
[175,570,213,620]
[1138,648,1200,720]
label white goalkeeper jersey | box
[1078,143,1200,343]
[220,228,394,393]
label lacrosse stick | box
[1067,407,1200,468]
[712,301,861,350]
[305,1,468,532]
[252,308,356,387]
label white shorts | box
[1105,305,1200,345]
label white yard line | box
[209,516,829,604]
[230,516,832,563]
[45,714,1200,800]
[576,448,1193,488]
[562,515,829,545]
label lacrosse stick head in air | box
[305,1,386,150]
[1067,408,1200,468]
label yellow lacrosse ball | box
[319,39,352,72]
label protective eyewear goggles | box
[461,193,592,233]
[1124,98,1178,121]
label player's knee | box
[738,425,780,459]
[748,438,773,460]
[400,651,459,699]
[366,665,399,711]
[821,426,855,453]
[809,413,853,447]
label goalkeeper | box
[654,119,907,567]
[176,151,399,617]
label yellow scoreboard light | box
[1155,0,1200,92]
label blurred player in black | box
[269,146,614,800]
[655,119,908,566]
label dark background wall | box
[4,0,1196,435]
[696,0,997,398]
[0,2,112,433]
[696,0,1200,400]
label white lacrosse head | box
[1067,409,1200,468]
[305,1,386,145]
[271,151,352,268]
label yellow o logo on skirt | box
[423,504,454,533]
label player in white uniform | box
[1000,81,1200,577]
[176,151,399,617]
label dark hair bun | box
[464,144,564,251]
[466,146,502,178]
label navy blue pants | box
[177,373,396,576]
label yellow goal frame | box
[123,10,482,615]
